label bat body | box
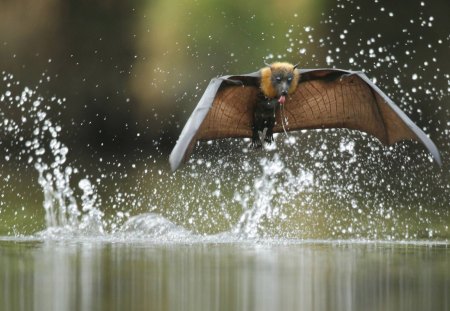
[169,62,442,171]
[252,62,300,146]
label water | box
[1,79,448,309]
[1,238,448,311]
[1,1,450,310]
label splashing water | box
[233,155,287,238]
[1,73,448,241]
[0,72,104,237]
[1,1,449,242]
[233,152,313,239]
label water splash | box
[1,1,449,242]
[232,153,313,239]
[78,179,104,234]
[0,72,104,237]
[0,72,448,241]
[35,163,79,229]
[118,213,192,240]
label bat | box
[169,62,442,171]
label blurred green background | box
[0,0,449,237]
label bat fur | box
[253,62,300,146]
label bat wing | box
[274,69,442,165]
[170,68,442,171]
[169,71,261,171]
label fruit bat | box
[169,62,442,171]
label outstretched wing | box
[170,68,442,171]
[169,71,260,171]
[274,69,441,165]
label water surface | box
[1,238,448,311]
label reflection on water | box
[1,239,448,311]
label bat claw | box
[265,138,273,145]
[258,128,268,145]
[251,128,273,148]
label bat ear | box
[293,62,300,69]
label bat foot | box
[264,135,274,144]
[252,140,263,149]
[252,128,275,148]
[258,128,268,145]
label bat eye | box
[287,77,292,82]
[275,76,282,82]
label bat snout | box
[278,81,289,96]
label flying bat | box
[169,62,442,171]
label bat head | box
[260,62,300,104]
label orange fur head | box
[260,62,300,99]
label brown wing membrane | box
[195,84,258,140]
[178,84,258,167]
[274,72,414,144]
[169,72,260,171]
[273,69,441,166]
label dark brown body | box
[252,95,278,146]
